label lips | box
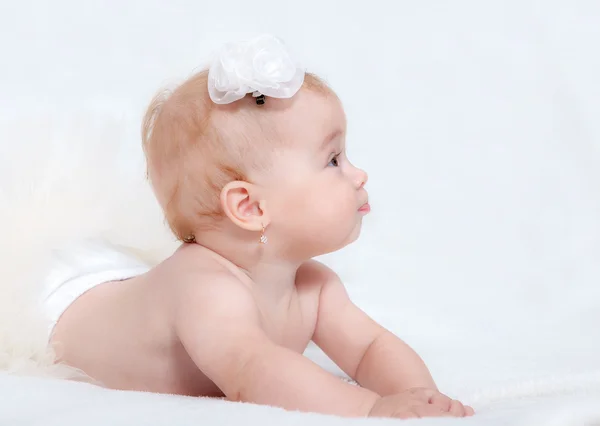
[358,202,371,213]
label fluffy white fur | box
[0,111,178,377]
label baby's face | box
[257,90,369,259]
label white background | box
[1,0,600,399]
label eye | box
[328,153,341,167]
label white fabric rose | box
[207,34,305,104]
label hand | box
[368,388,475,419]
[423,388,474,417]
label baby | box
[47,35,474,419]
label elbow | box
[354,329,388,381]
[225,351,267,403]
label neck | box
[192,227,303,305]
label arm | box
[309,262,436,396]
[175,274,379,417]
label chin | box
[290,217,364,259]
[314,223,363,257]
[347,221,363,244]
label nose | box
[355,167,368,189]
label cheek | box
[274,180,360,256]
[272,174,356,228]
[316,190,355,221]
[299,181,357,227]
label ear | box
[220,181,270,231]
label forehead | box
[274,89,346,149]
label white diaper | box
[41,240,151,338]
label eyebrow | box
[320,129,344,151]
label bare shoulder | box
[165,248,261,330]
[179,271,257,317]
[297,260,351,312]
[296,260,346,296]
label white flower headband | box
[207,34,305,105]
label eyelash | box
[328,152,342,167]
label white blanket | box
[1,0,600,424]
[2,371,600,425]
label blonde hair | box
[142,69,330,240]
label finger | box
[408,387,437,403]
[413,405,454,418]
[465,405,475,416]
[428,392,453,411]
[449,400,466,417]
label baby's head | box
[142,36,368,259]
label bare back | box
[51,244,323,397]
